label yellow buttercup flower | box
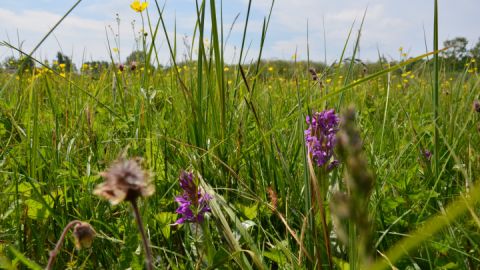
[130,0,148,12]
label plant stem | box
[46,220,81,270]
[130,199,154,270]
[433,0,440,186]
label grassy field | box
[1,0,480,269]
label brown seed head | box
[266,186,278,211]
[94,158,154,204]
[473,100,480,113]
[308,67,318,81]
[130,61,137,71]
[73,222,96,249]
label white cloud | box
[1,0,479,66]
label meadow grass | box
[1,0,480,269]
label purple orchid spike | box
[173,171,211,225]
[305,109,340,169]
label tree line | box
[1,36,479,74]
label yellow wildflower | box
[224,67,230,72]
[130,0,148,12]
[268,67,274,72]
[59,63,66,69]
[112,48,119,53]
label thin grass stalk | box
[209,0,226,145]
[379,71,391,152]
[195,0,207,149]
[233,0,252,104]
[433,0,440,186]
[0,42,122,118]
[131,199,154,270]
[0,0,83,93]
[369,180,480,270]
[307,156,333,269]
[46,220,81,270]
[297,79,315,267]
[338,9,367,107]
[249,0,275,96]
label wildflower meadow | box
[1,0,480,269]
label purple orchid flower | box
[305,109,340,169]
[173,171,211,225]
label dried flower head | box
[94,158,154,204]
[473,100,480,113]
[308,67,318,81]
[173,171,211,225]
[305,109,340,169]
[73,222,96,249]
[130,61,137,71]
[266,186,278,211]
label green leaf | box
[333,257,350,270]
[7,246,42,270]
[154,212,177,239]
[24,195,53,220]
[440,262,458,269]
[263,250,285,265]
[211,247,230,269]
[236,203,258,220]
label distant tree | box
[126,50,146,65]
[84,61,110,71]
[82,61,110,79]
[470,38,480,61]
[2,55,35,73]
[55,52,75,72]
[442,37,469,69]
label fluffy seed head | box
[94,158,154,204]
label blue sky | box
[0,0,479,66]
